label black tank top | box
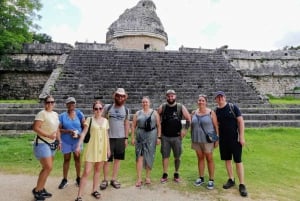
[162,104,182,137]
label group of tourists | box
[31,88,248,201]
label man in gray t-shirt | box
[100,88,130,190]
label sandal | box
[99,180,108,190]
[135,181,143,187]
[75,197,82,201]
[110,180,121,189]
[91,191,101,199]
[145,178,151,185]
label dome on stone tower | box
[106,0,168,50]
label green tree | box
[0,0,42,55]
[32,32,52,43]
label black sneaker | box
[32,188,45,201]
[76,177,80,187]
[239,184,248,197]
[160,173,168,183]
[223,178,235,189]
[41,188,52,198]
[173,173,180,182]
[58,178,68,189]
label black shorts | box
[219,140,242,163]
[107,138,126,162]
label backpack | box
[215,102,237,119]
[228,102,237,119]
[105,104,129,120]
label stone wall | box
[109,35,166,50]
[0,72,50,99]
[1,43,300,100]
[0,42,70,99]
[75,42,116,50]
[179,47,300,97]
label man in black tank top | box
[157,89,191,183]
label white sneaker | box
[207,180,214,190]
[194,178,204,186]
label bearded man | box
[157,89,191,183]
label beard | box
[167,99,176,105]
[115,98,125,106]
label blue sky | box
[37,0,300,51]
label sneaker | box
[207,180,214,190]
[239,184,248,197]
[58,178,68,189]
[160,173,168,183]
[76,177,80,187]
[32,188,45,201]
[173,173,180,182]
[41,188,52,198]
[223,178,235,189]
[194,177,204,186]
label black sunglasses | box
[94,107,103,111]
[46,101,55,104]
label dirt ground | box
[0,173,254,201]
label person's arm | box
[237,116,245,146]
[131,112,137,145]
[211,110,219,147]
[180,105,191,138]
[106,121,111,158]
[75,120,88,153]
[124,117,130,147]
[155,111,161,144]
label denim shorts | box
[61,140,82,154]
[33,142,55,160]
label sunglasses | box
[46,101,55,104]
[94,107,103,111]
[115,94,126,98]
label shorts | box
[33,142,55,160]
[191,142,214,153]
[219,140,242,163]
[61,140,82,154]
[160,136,182,159]
[107,138,126,162]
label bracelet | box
[124,137,128,139]
[158,136,162,139]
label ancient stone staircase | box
[0,49,299,134]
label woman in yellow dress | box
[75,100,110,201]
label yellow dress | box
[82,117,109,162]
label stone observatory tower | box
[106,0,168,50]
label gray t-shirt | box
[103,104,129,138]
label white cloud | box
[39,0,300,50]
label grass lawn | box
[0,128,299,200]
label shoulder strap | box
[228,102,237,119]
[162,103,167,114]
[177,103,182,118]
[107,104,129,119]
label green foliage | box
[0,0,42,55]
[32,32,52,43]
[267,94,300,105]
[1,128,300,200]
[0,99,39,103]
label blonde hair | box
[198,94,208,102]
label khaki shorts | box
[191,142,214,153]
